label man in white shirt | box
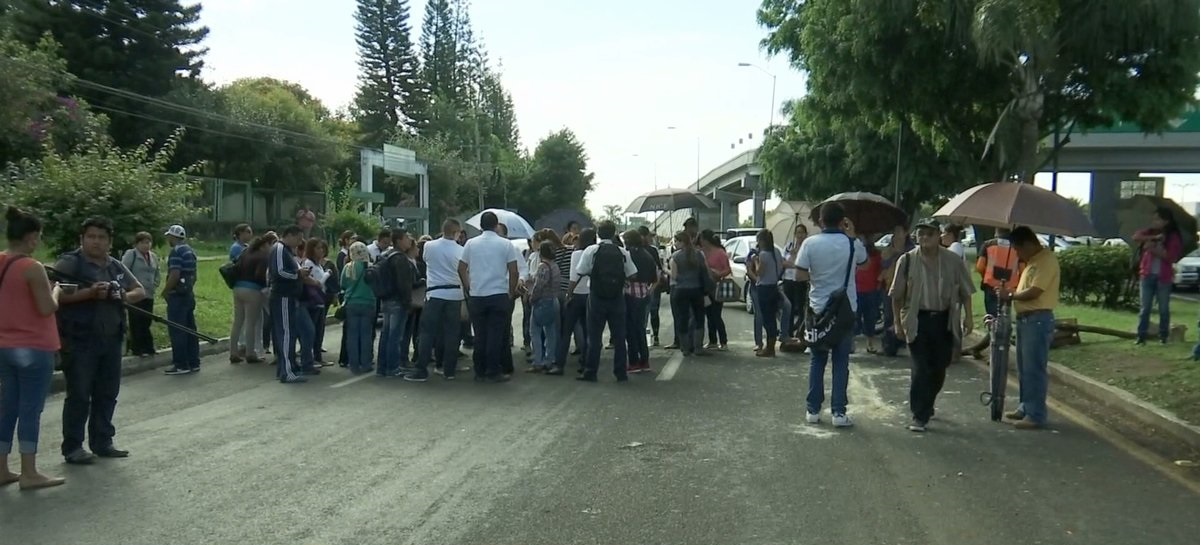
[406,219,466,382]
[496,222,526,375]
[366,228,392,262]
[796,203,867,428]
[575,220,639,382]
[459,212,519,383]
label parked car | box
[1038,234,1084,253]
[724,228,762,240]
[722,235,784,314]
[1174,249,1200,289]
[1102,238,1129,247]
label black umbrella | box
[534,208,594,233]
[626,187,717,214]
[1118,195,1199,257]
[809,192,908,235]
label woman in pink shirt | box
[1132,207,1183,345]
[699,230,732,350]
[0,206,65,491]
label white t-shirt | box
[367,241,384,261]
[948,241,965,258]
[460,231,518,298]
[783,240,801,281]
[569,250,590,295]
[796,232,868,313]
[576,240,639,280]
[422,237,465,301]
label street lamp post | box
[737,62,778,131]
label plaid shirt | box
[625,281,651,299]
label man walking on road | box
[999,226,1060,430]
[459,212,519,383]
[407,220,465,382]
[575,220,638,382]
[796,203,866,428]
[889,219,975,432]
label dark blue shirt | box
[229,241,248,261]
[167,243,198,296]
[268,241,301,298]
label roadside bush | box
[1058,245,1137,308]
[1,127,201,255]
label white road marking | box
[656,352,684,381]
[330,373,375,389]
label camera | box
[992,266,1011,283]
[107,280,124,300]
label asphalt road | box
[1,308,1196,545]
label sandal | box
[0,472,19,486]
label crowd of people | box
[31,197,1197,490]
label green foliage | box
[757,0,1200,185]
[0,25,73,164]
[208,77,345,191]
[509,129,593,221]
[353,0,424,145]
[0,127,201,255]
[12,0,211,149]
[1057,245,1136,308]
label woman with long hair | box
[230,235,273,363]
[1133,207,1184,345]
[698,230,731,350]
[670,231,708,356]
[0,206,65,490]
[121,231,160,357]
[557,228,597,374]
[749,229,785,357]
[301,238,334,365]
[527,241,563,373]
[341,242,376,373]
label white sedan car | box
[1174,249,1199,289]
[723,235,785,314]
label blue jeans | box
[377,300,408,376]
[344,304,376,373]
[626,295,651,364]
[166,293,200,370]
[1137,276,1172,341]
[756,284,781,339]
[530,298,560,368]
[0,348,55,455]
[855,290,882,338]
[1016,310,1055,425]
[752,286,792,345]
[807,334,853,415]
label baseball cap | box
[912,218,940,231]
[164,225,187,238]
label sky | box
[196,0,1199,219]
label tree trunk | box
[1014,68,1044,184]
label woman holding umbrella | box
[1132,207,1184,345]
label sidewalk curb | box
[48,317,343,394]
[964,333,1200,451]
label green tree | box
[601,204,623,225]
[12,0,210,149]
[352,0,424,145]
[206,77,344,192]
[0,126,201,255]
[509,129,593,221]
[758,0,1200,184]
[758,96,970,212]
[0,24,71,164]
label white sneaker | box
[832,413,854,428]
[805,412,821,424]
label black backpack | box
[366,252,400,300]
[631,246,658,284]
[591,243,627,299]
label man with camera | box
[55,217,146,464]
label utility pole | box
[473,99,484,210]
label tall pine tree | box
[419,0,457,109]
[352,0,423,145]
[12,0,209,148]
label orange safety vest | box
[977,242,1023,290]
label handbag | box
[410,284,426,309]
[804,237,857,351]
[715,278,740,303]
[219,258,239,289]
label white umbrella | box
[465,208,536,240]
